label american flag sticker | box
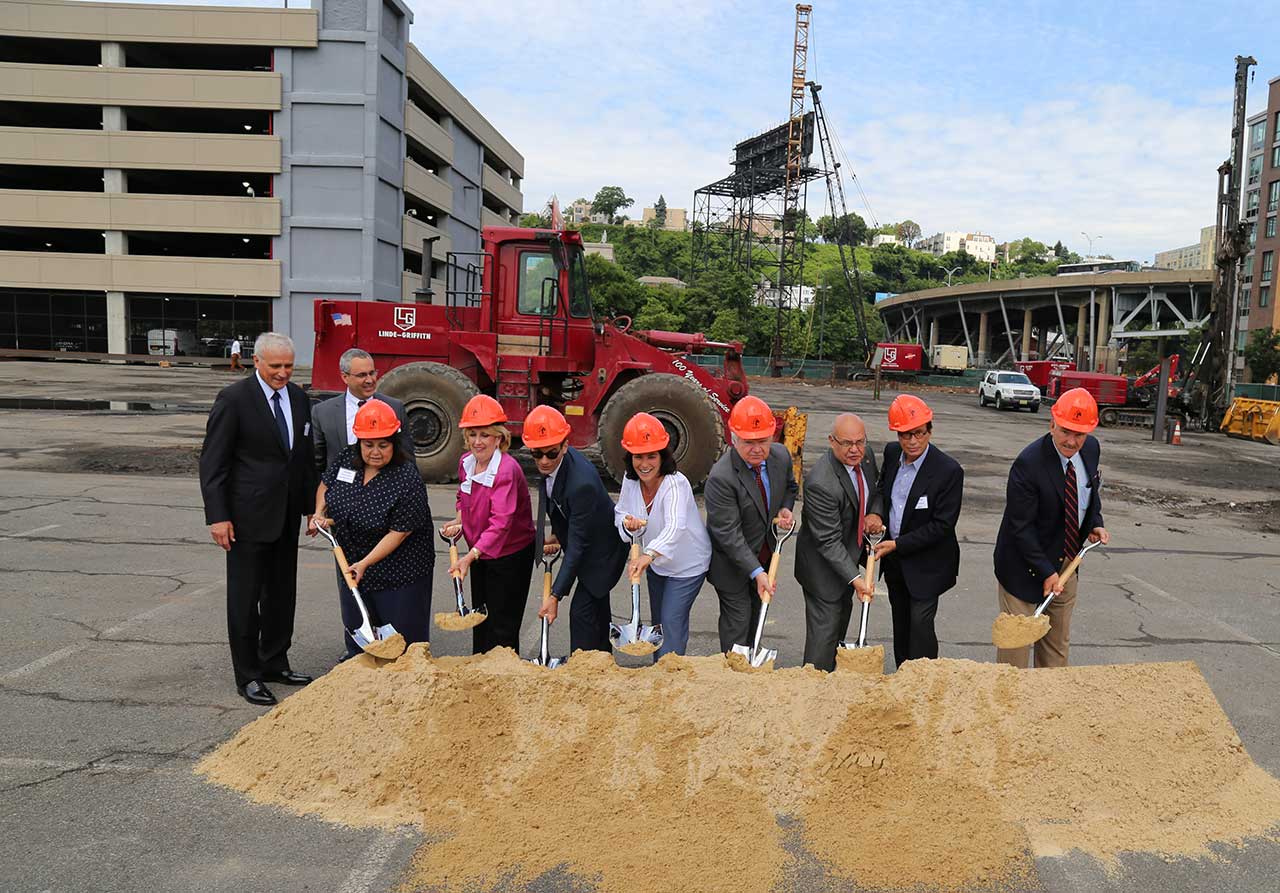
[332,312,353,326]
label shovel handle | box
[543,569,553,601]
[629,540,643,584]
[449,543,462,580]
[766,549,782,589]
[331,545,358,592]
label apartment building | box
[918,231,997,263]
[1242,79,1280,356]
[1154,225,1218,271]
[0,0,522,364]
[627,205,687,231]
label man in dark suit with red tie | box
[199,332,318,705]
[871,395,964,667]
[993,387,1110,669]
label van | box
[147,328,199,356]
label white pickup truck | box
[978,370,1041,412]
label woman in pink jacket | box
[440,395,536,654]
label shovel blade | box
[750,646,777,667]
[609,621,639,646]
[529,655,566,669]
[352,622,400,649]
[638,623,663,648]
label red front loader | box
[313,227,750,485]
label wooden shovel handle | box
[629,541,643,584]
[1058,551,1086,588]
[331,545,357,592]
[864,548,878,594]
[543,570,553,600]
[449,543,461,580]
[766,550,782,589]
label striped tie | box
[1063,464,1081,562]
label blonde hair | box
[466,423,512,452]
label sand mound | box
[360,633,405,660]
[724,650,773,673]
[198,647,1280,892]
[434,610,486,631]
[835,644,884,674]
[992,612,1051,649]
[615,639,659,657]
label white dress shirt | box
[255,371,293,447]
[889,444,929,539]
[614,472,712,579]
[344,389,367,444]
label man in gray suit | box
[312,347,415,659]
[795,413,886,671]
[704,395,798,653]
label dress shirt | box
[344,389,366,444]
[1057,448,1091,531]
[255,371,293,447]
[889,444,929,539]
[614,473,712,579]
[457,451,535,560]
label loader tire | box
[598,374,725,488]
[376,361,478,483]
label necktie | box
[854,464,866,545]
[1063,462,1080,563]
[753,464,772,568]
[534,477,548,555]
[358,399,367,407]
[272,391,289,450]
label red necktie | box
[753,464,772,568]
[1063,463,1081,562]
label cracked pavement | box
[0,362,1278,892]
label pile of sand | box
[835,643,884,674]
[199,648,1280,892]
[992,612,1051,649]
[360,633,405,660]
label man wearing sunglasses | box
[795,412,885,671]
[526,405,627,653]
[871,395,964,667]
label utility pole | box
[944,265,961,287]
[816,271,828,360]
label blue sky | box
[126,0,1280,261]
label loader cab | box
[487,227,595,366]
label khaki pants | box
[995,576,1077,669]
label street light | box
[944,265,962,287]
[1080,231,1102,257]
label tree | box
[816,212,869,247]
[706,308,748,345]
[634,291,685,332]
[1053,240,1066,258]
[590,186,634,225]
[895,219,922,248]
[518,212,549,228]
[653,194,667,229]
[584,253,647,318]
[1244,327,1280,383]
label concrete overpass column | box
[977,311,990,365]
[1095,288,1112,372]
[102,41,128,356]
[1075,303,1087,364]
[928,318,939,351]
[1020,307,1033,361]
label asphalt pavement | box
[1,360,1278,892]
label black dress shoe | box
[263,669,313,686]
[238,680,277,706]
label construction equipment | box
[314,523,405,659]
[1183,54,1256,429]
[731,518,798,668]
[435,528,486,631]
[992,540,1104,649]
[610,524,664,657]
[313,226,751,487]
[1220,397,1280,444]
[530,548,566,668]
[1048,362,1191,430]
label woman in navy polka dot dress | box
[311,399,434,646]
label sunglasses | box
[530,447,562,460]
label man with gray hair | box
[311,347,415,660]
[199,332,317,706]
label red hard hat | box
[523,405,571,449]
[1052,387,1099,433]
[352,398,401,439]
[728,395,774,438]
[621,412,670,453]
[888,394,933,432]
[460,394,507,428]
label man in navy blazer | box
[872,395,963,666]
[993,387,1110,668]
[527,406,627,653]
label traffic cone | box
[1171,420,1182,445]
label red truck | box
[875,343,924,372]
[1047,363,1187,428]
[1015,359,1076,391]
[312,227,750,484]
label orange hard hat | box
[1052,387,1099,433]
[621,412,670,453]
[352,398,401,440]
[522,405,571,449]
[728,395,774,438]
[888,394,933,431]
[460,394,507,428]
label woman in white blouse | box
[614,412,712,657]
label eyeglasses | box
[529,447,562,460]
[829,435,867,450]
[897,429,931,442]
[344,370,376,379]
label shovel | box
[529,547,567,668]
[840,526,885,651]
[314,523,405,659]
[992,539,1104,649]
[610,522,664,656]
[435,528,487,631]
[731,517,798,668]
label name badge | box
[915,495,929,510]
[337,467,357,484]
[303,422,310,436]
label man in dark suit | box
[704,396,799,653]
[199,332,318,705]
[795,413,885,671]
[312,347,414,661]
[528,405,627,653]
[872,395,964,667]
[993,387,1109,669]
